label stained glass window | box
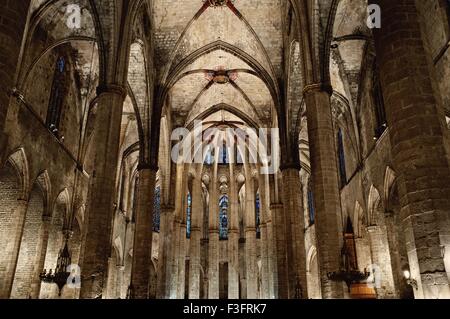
[219,195,229,240]
[338,129,347,187]
[220,142,228,164]
[204,146,213,165]
[46,56,67,135]
[255,193,261,239]
[153,186,161,232]
[186,192,192,238]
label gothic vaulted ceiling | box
[152,0,283,128]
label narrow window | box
[338,129,347,187]
[46,56,67,135]
[255,193,261,239]
[153,186,161,232]
[186,192,192,238]
[219,195,229,240]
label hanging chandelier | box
[327,217,370,290]
[40,236,72,296]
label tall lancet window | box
[204,146,213,165]
[47,56,67,135]
[255,193,261,239]
[219,195,229,240]
[153,186,161,232]
[186,192,192,238]
[307,183,315,225]
[220,142,229,164]
[337,128,347,187]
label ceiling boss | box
[206,0,233,8]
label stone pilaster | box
[258,173,272,299]
[130,166,157,299]
[156,205,175,299]
[0,199,28,298]
[188,176,203,299]
[228,165,239,299]
[370,0,450,299]
[208,175,219,299]
[79,85,126,299]
[303,84,344,299]
[244,175,258,299]
[30,216,51,299]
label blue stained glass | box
[255,193,261,239]
[57,57,65,73]
[186,193,192,238]
[153,187,161,232]
[219,195,228,240]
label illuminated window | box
[255,193,261,239]
[219,195,229,240]
[186,193,192,238]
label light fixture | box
[40,234,72,296]
[403,267,418,290]
[327,217,371,290]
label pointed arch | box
[35,170,51,217]
[54,188,71,227]
[367,185,381,226]
[6,148,30,201]
[353,201,365,238]
[384,166,397,208]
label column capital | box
[137,162,159,172]
[366,225,380,233]
[96,84,127,99]
[270,203,283,210]
[280,161,301,172]
[303,82,333,96]
[161,205,175,213]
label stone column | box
[188,175,203,299]
[156,205,175,299]
[266,219,277,299]
[79,85,126,299]
[303,84,344,299]
[130,166,157,299]
[280,167,308,299]
[258,173,272,299]
[0,0,30,155]
[244,174,258,299]
[370,0,450,299]
[116,265,125,298]
[208,176,219,299]
[176,178,188,299]
[30,216,51,299]
[366,225,396,298]
[271,202,287,298]
[0,199,28,298]
[228,165,240,299]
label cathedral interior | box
[0,0,450,300]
